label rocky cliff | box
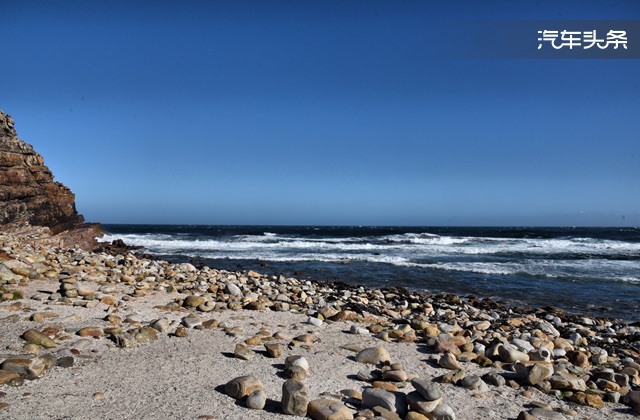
[0,110,101,248]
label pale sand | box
[0,282,635,420]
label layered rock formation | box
[0,110,101,248]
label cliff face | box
[0,110,86,234]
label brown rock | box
[372,381,399,392]
[571,393,605,409]
[307,399,354,420]
[0,355,53,379]
[234,343,254,360]
[439,353,461,370]
[225,375,263,400]
[423,324,440,337]
[77,327,104,338]
[245,301,267,311]
[517,411,536,420]
[0,370,20,385]
[567,351,589,368]
[441,369,465,385]
[174,327,188,337]
[202,319,220,329]
[244,336,262,346]
[435,338,461,355]
[294,334,316,343]
[264,343,283,358]
[284,365,307,380]
[135,327,158,343]
[100,296,117,306]
[183,295,206,308]
[372,406,401,420]
[382,369,408,382]
[21,329,56,348]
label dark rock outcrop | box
[0,110,102,248]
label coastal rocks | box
[0,110,100,248]
[1,220,640,419]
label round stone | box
[355,347,391,365]
[411,379,442,401]
[285,355,309,372]
[246,389,266,410]
[284,365,307,380]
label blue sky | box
[2,1,639,226]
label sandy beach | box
[0,226,639,419]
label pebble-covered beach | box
[1,226,639,419]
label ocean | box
[100,225,640,322]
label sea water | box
[101,225,640,322]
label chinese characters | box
[538,30,627,49]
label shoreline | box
[99,224,640,323]
[0,226,639,418]
[146,252,638,325]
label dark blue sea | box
[101,225,640,322]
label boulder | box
[0,110,100,246]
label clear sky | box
[2,0,639,226]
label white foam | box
[101,231,640,283]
